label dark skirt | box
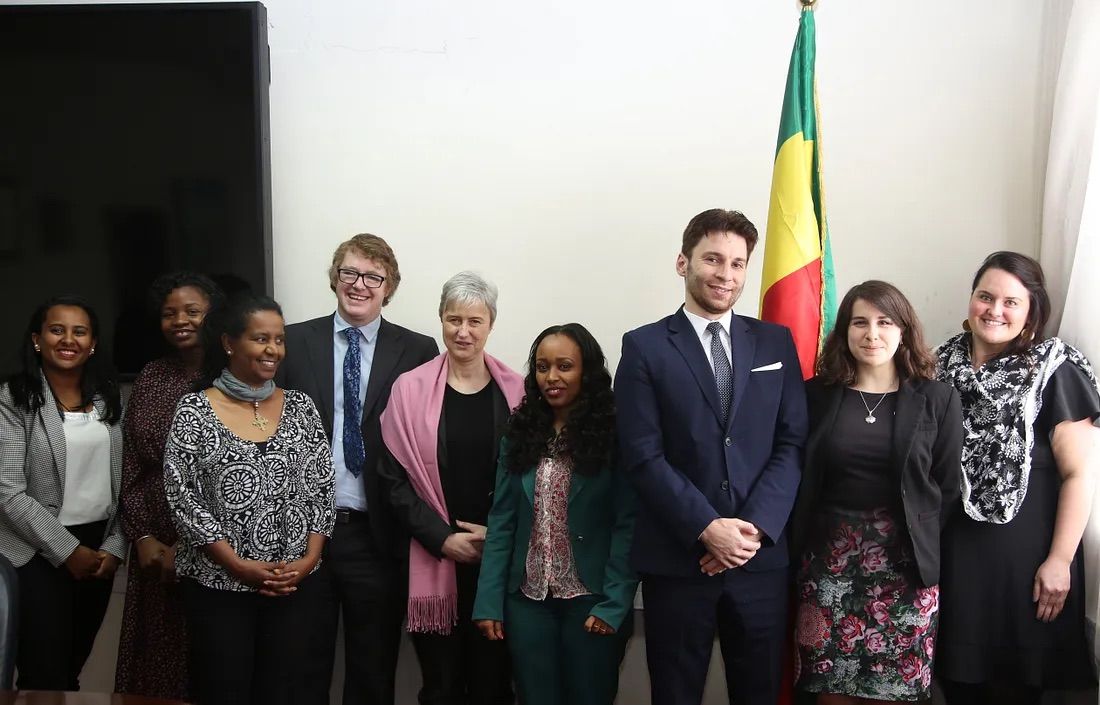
[795,507,939,701]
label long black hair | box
[6,295,121,423]
[195,293,284,391]
[503,323,615,476]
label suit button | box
[576,535,584,542]
[724,437,732,447]
[721,481,729,491]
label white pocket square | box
[750,361,783,372]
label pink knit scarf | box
[380,352,525,633]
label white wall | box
[7,0,1057,368]
[261,0,1055,371]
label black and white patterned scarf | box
[936,333,1097,524]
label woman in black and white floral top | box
[164,294,335,705]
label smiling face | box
[160,285,210,353]
[223,309,285,386]
[441,300,492,365]
[847,298,902,375]
[968,267,1031,359]
[335,250,390,327]
[677,231,748,317]
[32,305,96,375]
[534,333,584,420]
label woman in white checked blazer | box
[0,296,126,691]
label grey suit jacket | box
[0,375,126,568]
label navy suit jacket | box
[614,307,808,577]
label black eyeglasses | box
[337,268,386,288]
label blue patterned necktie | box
[343,327,366,477]
[707,321,733,427]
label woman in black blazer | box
[788,281,963,705]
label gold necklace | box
[57,398,87,412]
[251,400,270,431]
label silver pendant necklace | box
[857,390,889,424]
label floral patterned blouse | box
[521,452,590,600]
[164,390,336,591]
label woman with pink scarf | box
[379,271,524,705]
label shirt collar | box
[682,307,733,339]
[333,311,382,344]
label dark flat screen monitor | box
[0,2,271,378]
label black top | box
[937,362,1100,687]
[820,389,898,511]
[440,381,498,526]
[789,377,963,587]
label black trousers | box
[15,520,112,691]
[304,514,404,705]
[409,563,513,705]
[180,573,322,705]
[642,567,789,705]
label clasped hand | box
[65,545,120,581]
[699,518,762,575]
[232,555,315,597]
[442,521,487,564]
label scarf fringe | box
[407,594,459,635]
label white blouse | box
[58,409,112,526]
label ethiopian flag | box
[760,5,837,380]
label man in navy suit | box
[614,209,807,705]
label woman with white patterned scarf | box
[935,251,1100,705]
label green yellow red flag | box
[760,5,837,380]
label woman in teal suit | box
[474,323,638,705]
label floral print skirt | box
[795,507,939,701]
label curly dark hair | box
[503,323,616,476]
[195,293,284,391]
[816,281,936,385]
[6,295,121,424]
[147,271,225,316]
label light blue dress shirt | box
[332,311,381,511]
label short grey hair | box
[438,271,498,324]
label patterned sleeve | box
[163,394,228,547]
[295,392,336,537]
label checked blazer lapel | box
[667,309,725,427]
[38,376,67,487]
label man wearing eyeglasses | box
[277,233,438,705]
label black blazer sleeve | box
[377,447,452,558]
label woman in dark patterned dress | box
[164,294,335,705]
[788,281,963,704]
[935,252,1100,705]
[115,272,222,699]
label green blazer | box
[472,440,639,630]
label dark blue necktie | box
[343,328,365,477]
[707,321,733,427]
